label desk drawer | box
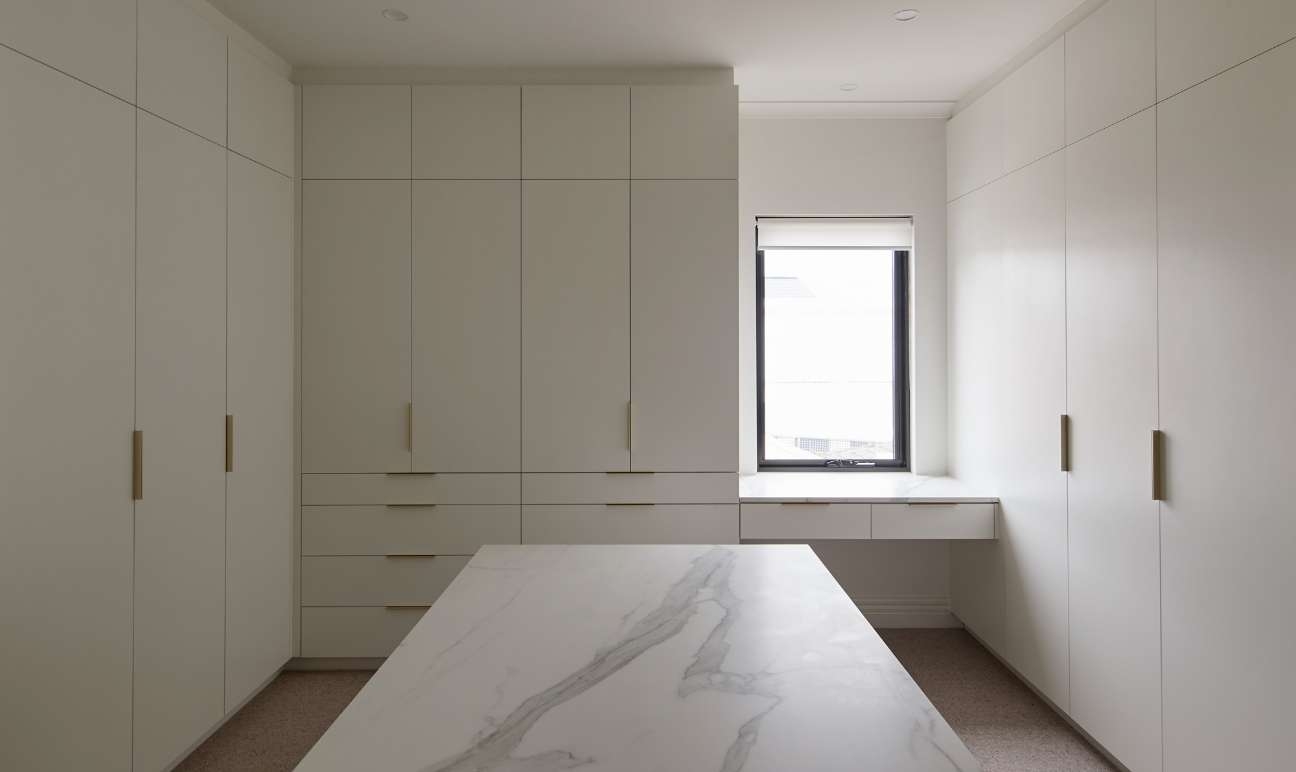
[522,504,737,544]
[302,474,520,505]
[302,505,519,556]
[300,607,424,658]
[871,502,996,539]
[522,473,736,504]
[739,502,872,539]
[301,555,469,606]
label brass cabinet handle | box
[605,470,654,475]
[385,504,437,509]
[605,502,654,507]
[626,401,634,452]
[385,604,431,609]
[906,501,961,507]
[385,472,437,477]
[406,402,414,453]
[225,414,233,472]
[384,553,437,558]
[132,430,143,501]
[779,501,831,506]
[1060,414,1071,472]
[1152,430,1166,501]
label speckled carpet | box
[177,629,1116,771]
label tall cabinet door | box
[302,181,412,473]
[522,181,630,472]
[134,112,227,772]
[0,47,135,772]
[630,180,737,472]
[1157,42,1296,772]
[1065,110,1161,772]
[413,181,521,472]
[225,153,294,712]
[996,154,1070,709]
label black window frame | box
[756,233,910,472]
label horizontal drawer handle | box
[385,472,438,477]
[778,501,831,506]
[385,503,437,509]
[384,603,431,609]
[384,553,438,558]
[605,502,654,507]
[905,501,963,507]
[605,470,655,475]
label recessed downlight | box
[894,8,920,21]
[381,8,409,22]
[839,83,859,92]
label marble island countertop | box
[296,544,979,772]
[739,472,997,503]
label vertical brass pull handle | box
[132,430,143,501]
[626,401,634,452]
[1060,414,1071,472]
[406,402,414,453]
[225,414,233,472]
[1152,430,1165,501]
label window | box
[756,217,910,470]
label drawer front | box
[300,606,425,658]
[522,473,736,504]
[302,505,520,556]
[522,504,737,544]
[739,503,872,540]
[301,555,470,606]
[301,473,520,505]
[871,502,996,539]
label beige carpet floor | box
[177,629,1116,771]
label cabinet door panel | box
[0,0,135,101]
[1156,0,1296,100]
[631,180,737,471]
[413,86,520,179]
[522,181,629,472]
[137,0,227,145]
[134,112,227,772]
[302,181,411,473]
[226,154,294,712]
[413,181,520,472]
[302,85,411,179]
[1157,42,1296,772]
[997,155,1069,709]
[1065,111,1161,772]
[0,47,135,772]
[1002,39,1064,172]
[1065,0,1155,143]
[630,86,738,179]
[522,86,628,179]
[229,43,295,176]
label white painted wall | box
[739,117,948,476]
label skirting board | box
[856,596,961,629]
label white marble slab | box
[296,544,980,772]
[739,473,997,503]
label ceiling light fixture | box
[894,8,920,22]
[381,8,409,22]
[839,83,859,92]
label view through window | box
[757,218,910,469]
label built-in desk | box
[739,473,998,540]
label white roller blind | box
[757,217,912,249]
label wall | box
[739,116,948,475]
[946,0,1296,769]
[739,116,952,621]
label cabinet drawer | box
[522,473,736,504]
[302,505,519,556]
[739,503,872,540]
[300,606,424,658]
[871,502,996,539]
[522,504,737,544]
[301,555,469,606]
[302,474,520,505]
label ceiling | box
[209,0,1089,107]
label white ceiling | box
[209,0,1089,106]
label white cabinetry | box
[226,153,295,712]
[1156,41,1296,772]
[0,0,136,101]
[1065,0,1155,142]
[522,85,629,179]
[1064,110,1161,772]
[630,180,738,472]
[413,181,520,472]
[414,86,520,178]
[229,43,296,176]
[630,85,738,179]
[521,181,630,472]
[0,47,136,772]
[303,85,411,179]
[137,0,228,144]
[302,181,412,473]
[133,112,228,772]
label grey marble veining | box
[296,545,979,772]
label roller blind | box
[756,217,912,250]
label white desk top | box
[739,472,997,503]
[297,545,979,772]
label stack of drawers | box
[521,473,738,544]
[300,474,520,657]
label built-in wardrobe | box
[0,2,296,770]
[946,1,1295,770]
[298,80,739,659]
